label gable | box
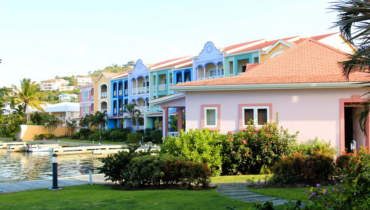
[193,42,224,68]
[261,42,292,62]
[132,59,149,75]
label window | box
[242,106,269,126]
[83,91,89,100]
[241,66,246,72]
[83,106,89,116]
[210,70,216,76]
[204,107,218,128]
[254,57,259,63]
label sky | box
[0,0,339,87]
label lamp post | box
[50,154,61,190]
[350,140,356,153]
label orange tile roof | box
[310,32,338,41]
[174,39,370,87]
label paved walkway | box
[215,183,291,206]
[0,174,111,194]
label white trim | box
[224,49,261,57]
[149,93,185,105]
[241,106,269,127]
[270,51,284,59]
[150,56,192,70]
[224,39,266,54]
[172,82,366,92]
[262,40,293,54]
[204,107,218,128]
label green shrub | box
[161,129,223,176]
[71,131,80,139]
[88,131,100,141]
[110,129,129,142]
[143,135,152,142]
[271,150,335,185]
[101,129,112,140]
[127,133,143,144]
[288,137,337,156]
[79,128,92,140]
[100,146,211,188]
[145,128,154,136]
[26,121,35,125]
[150,129,162,143]
[33,134,56,140]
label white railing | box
[119,90,122,96]
[168,132,180,137]
[125,89,128,95]
[57,117,66,122]
[153,86,156,92]
[139,87,144,94]
[114,108,117,114]
[101,109,107,113]
[132,88,137,95]
[159,84,166,91]
[91,96,94,101]
[101,92,108,98]
[119,108,123,112]
[137,106,149,112]
[114,90,117,96]
[138,125,144,130]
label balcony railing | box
[119,90,123,96]
[101,109,107,113]
[153,86,156,92]
[125,89,128,95]
[168,132,180,137]
[159,84,166,91]
[57,117,66,122]
[101,92,108,98]
[137,106,149,112]
[114,90,117,97]
[132,87,148,95]
[198,75,225,80]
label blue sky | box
[0,0,338,87]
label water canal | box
[0,149,103,183]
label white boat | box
[27,146,52,152]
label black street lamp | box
[50,154,61,190]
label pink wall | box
[185,88,369,151]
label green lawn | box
[211,174,273,183]
[249,187,310,201]
[0,185,255,210]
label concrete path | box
[0,174,112,194]
[215,183,291,206]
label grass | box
[0,185,255,210]
[211,174,273,183]
[249,187,310,201]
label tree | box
[79,114,94,129]
[332,0,370,133]
[0,105,25,139]
[0,87,10,117]
[44,114,61,136]
[13,78,46,121]
[169,112,185,131]
[121,103,141,132]
[66,119,77,136]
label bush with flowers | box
[271,149,336,185]
[222,119,297,175]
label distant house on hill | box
[58,93,78,102]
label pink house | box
[166,39,370,153]
[79,83,94,117]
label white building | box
[58,93,78,102]
[43,102,80,124]
[76,76,92,87]
[40,79,74,91]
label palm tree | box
[13,78,46,121]
[121,103,141,132]
[0,87,9,117]
[79,114,94,129]
[92,111,107,129]
[331,1,370,133]
[66,119,77,136]
[44,114,61,136]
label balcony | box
[119,90,123,96]
[57,117,66,122]
[158,84,166,91]
[168,132,180,137]
[101,92,108,98]
[125,89,128,95]
[91,96,94,101]
[114,90,117,97]
[137,106,149,113]
[101,109,107,113]
[114,108,117,115]
[132,87,148,95]
[153,86,156,92]
[198,75,225,80]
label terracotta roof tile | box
[174,39,370,87]
[151,59,193,70]
[222,39,265,51]
[150,56,189,69]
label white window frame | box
[83,91,89,101]
[83,106,89,116]
[204,107,218,128]
[242,106,269,127]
